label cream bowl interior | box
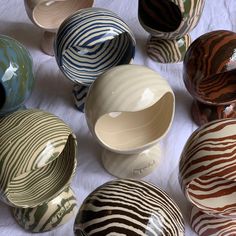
[6,134,76,207]
[95,92,173,152]
[61,32,134,84]
[139,0,182,32]
[33,0,93,30]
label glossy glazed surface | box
[55,8,136,86]
[13,187,77,233]
[190,206,236,236]
[138,0,205,63]
[183,30,236,125]
[74,179,184,236]
[0,35,34,116]
[0,109,77,208]
[179,118,236,218]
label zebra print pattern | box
[74,179,184,235]
[190,206,236,236]
[179,118,236,218]
[73,83,89,112]
[138,0,205,39]
[13,187,77,233]
[147,34,191,63]
[55,8,135,86]
[184,30,236,105]
[0,109,77,208]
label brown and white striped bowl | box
[179,118,236,218]
[85,64,175,178]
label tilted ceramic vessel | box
[85,64,175,178]
[74,179,184,235]
[0,109,77,208]
[190,206,236,236]
[13,187,78,233]
[183,30,236,126]
[179,119,236,232]
[24,0,94,55]
[55,7,136,112]
[138,0,205,63]
[0,35,34,116]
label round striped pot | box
[138,0,205,63]
[190,206,236,236]
[0,35,34,117]
[85,64,175,178]
[179,118,236,219]
[74,179,185,236]
[54,7,136,112]
[13,187,78,233]
[24,0,94,55]
[183,30,236,126]
[0,109,77,208]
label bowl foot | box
[102,144,161,178]
[73,84,90,113]
[191,100,236,126]
[146,34,191,63]
[41,31,55,56]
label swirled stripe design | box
[190,206,236,236]
[13,187,77,232]
[55,8,135,86]
[74,179,184,236]
[147,34,191,63]
[183,30,236,104]
[138,0,205,39]
[0,109,77,208]
[179,118,236,218]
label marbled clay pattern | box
[183,30,236,125]
[74,179,184,236]
[190,206,236,236]
[138,0,205,63]
[179,118,236,219]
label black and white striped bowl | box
[74,179,184,235]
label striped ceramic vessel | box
[138,0,205,63]
[74,179,184,236]
[183,30,236,126]
[179,118,236,219]
[85,64,175,178]
[0,109,77,208]
[0,35,34,116]
[55,7,136,112]
[190,206,236,236]
[13,187,78,233]
[24,0,94,55]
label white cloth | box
[0,0,236,235]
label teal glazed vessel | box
[0,35,34,116]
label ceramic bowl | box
[183,30,236,126]
[179,118,236,218]
[138,0,205,63]
[0,109,77,208]
[74,179,184,236]
[24,0,94,55]
[55,7,136,112]
[190,206,236,236]
[0,35,34,116]
[85,64,175,178]
[13,187,77,233]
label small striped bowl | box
[0,109,77,208]
[13,187,78,233]
[179,118,236,218]
[55,8,135,111]
[74,179,184,236]
[183,30,236,125]
[0,35,34,116]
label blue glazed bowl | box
[0,35,34,116]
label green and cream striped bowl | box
[0,109,77,208]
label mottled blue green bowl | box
[0,35,34,116]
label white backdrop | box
[0,0,236,235]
